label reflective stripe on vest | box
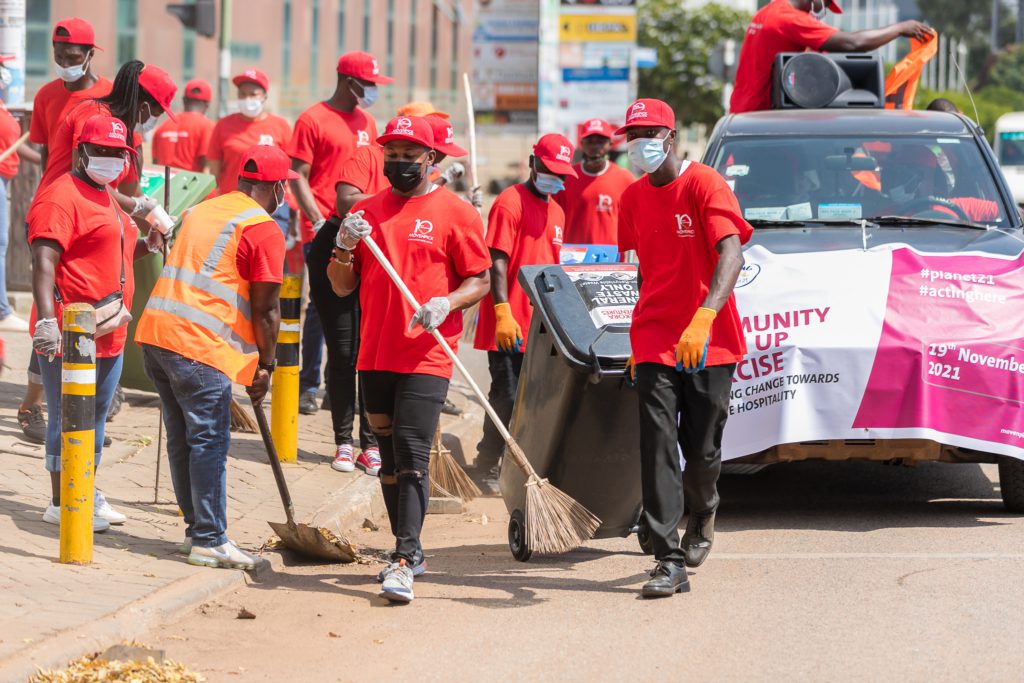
[159,265,253,320]
[202,207,265,276]
[146,296,258,355]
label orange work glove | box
[625,354,636,383]
[675,307,717,371]
[494,302,523,352]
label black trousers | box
[307,218,377,449]
[635,362,735,565]
[475,351,524,470]
[361,370,449,562]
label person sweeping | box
[326,115,490,603]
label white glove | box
[336,210,371,250]
[312,218,327,234]
[408,296,451,332]
[144,229,166,253]
[33,318,61,360]
[440,162,465,186]
[467,187,483,209]
[131,194,158,218]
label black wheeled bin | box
[499,263,645,561]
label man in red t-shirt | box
[29,18,111,175]
[730,0,932,114]
[554,118,635,245]
[471,134,576,484]
[152,79,215,172]
[288,52,390,419]
[327,116,490,601]
[616,99,753,598]
[207,69,292,194]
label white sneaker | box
[0,313,29,332]
[178,538,192,555]
[42,502,110,533]
[94,491,127,525]
[187,541,259,570]
[379,559,415,603]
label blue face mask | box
[533,170,565,195]
[353,83,379,108]
[627,137,669,174]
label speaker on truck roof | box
[771,52,884,110]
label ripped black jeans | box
[361,370,449,562]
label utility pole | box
[218,0,232,117]
[992,0,1001,53]
[0,0,26,105]
[1017,0,1024,45]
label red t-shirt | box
[554,162,635,245]
[618,162,753,367]
[337,144,387,196]
[151,111,215,172]
[236,219,287,282]
[207,113,292,194]
[730,0,839,114]
[288,102,377,243]
[38,100,140,194]
[26,173,139,358]
[0,103,21,179]
[353,188,491,378]
[473,184,564,353]
[29,77,112,149]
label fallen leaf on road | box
[236,607,256,620]
[328,632,341,638]
[373,639,384,645]
[143,573,156,578]
[362,518,379,531]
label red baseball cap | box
[578,118,614,142]
[52,18,100,48]
[337,51,394,84]
[377,116,435,149]
[183,79,212,102]
[533,133,577,178]
[426,115,467,157]
[232,68,270,92]
[826,1,843,13]
[238,145,300,182]
[139,65,178,122]
[78,115,138,155]
[615,98,676,135]
[0,56,14,64]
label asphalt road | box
[140,458,1024,682]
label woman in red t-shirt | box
[327,116,491,603]
[27,115,167,532]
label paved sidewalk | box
[0,329,406,678]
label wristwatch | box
[258,360,277,374]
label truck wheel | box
[637,519,655,556]
[999,456,1024,513]
[508,510,532,562]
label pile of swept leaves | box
[30,653,204,683]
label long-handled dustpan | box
[251,398,357,562]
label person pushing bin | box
[471,134,576,491]
[616,98,752,598]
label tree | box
[637,0,751,129]
[916,0,1017,79]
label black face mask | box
[383,160,425,192]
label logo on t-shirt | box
[258,134,275,146]
[410,219,434,244]
[675,214,694,238]
[596,194,613,213]
[357,130,370,147]
[552,224,564,246]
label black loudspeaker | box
[771,52,884,110]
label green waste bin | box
[120,166,216,391]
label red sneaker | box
[331,444,355,472]
[356,447,382,476]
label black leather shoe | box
[682,508,716,568]
[641,561,690,598]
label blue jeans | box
[300,241,325,394]
[38,352,123,472]
[0,177,11,318]
[142,344,232,548]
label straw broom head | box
[230,398,258,433]
[429,431,481,501]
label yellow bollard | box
[271,273,302,463]
[59,304,96,565]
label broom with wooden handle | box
[429,424,481,501]
[362,234,600,554]
[460,73,482,344]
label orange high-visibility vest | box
[135,191,271,385]
[885,34,938,110]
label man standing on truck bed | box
[617,98,752,599]
[730,0,933,114]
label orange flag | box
[885,34,939,110]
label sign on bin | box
[563,264,638,328]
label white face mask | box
[84,153,126,186]
[139,112,161,135]
[627,136,669,174]
[274,182,286,212]
[55,57,89,83]
[810,0,828,21]
[239,97,264,118]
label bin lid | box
[519,264,637,375]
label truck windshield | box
[998,131,1024,166]
[711,135,1010,228]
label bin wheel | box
[508,510,532,562]
[636,518,655,556]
